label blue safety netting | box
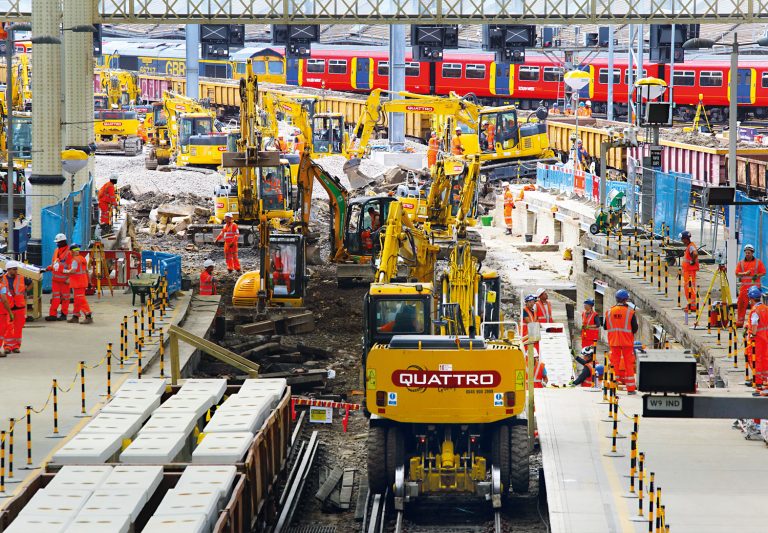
[40,179,93,291]
[653,171,692,238]
[141,251,182,294]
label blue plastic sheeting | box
[40,179,93,291]
[606,180,628,197]
[737,192,764,262]
[536,163,598,198]
[141,251,182,294]
[653,171,692,238]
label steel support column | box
[186,25,199,99]
[30,0,65,265]
[64,0,96,191]
[388,24,405,150]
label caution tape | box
[291,397,361,411]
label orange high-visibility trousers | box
[737,285,755,327]
[72,287,91,316]
[609,345,637,392]
[49,282,70,317]
[754,337,768,388]
[4,308,25,350]
[683,269,698,312]
[224,241,241,271]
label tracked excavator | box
[145,91,226,169]
[93,70,145,156]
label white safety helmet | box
[581,345,595,357]
[501,181,509,188]
[6,260,20,270]
[224,212,233,219]
[455,127,462,132]
[536,287,547,297]
[54,233,67,243]
[586,100,592,107]
[744,244,755,252]
[109,174,119,182]
[203,259,215,268]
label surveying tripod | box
[694,262,733,328]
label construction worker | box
[533,352,548,388]
[577,101,589,117]
[564,104,573,116]
[503,182,515,235]
[486,120,495,150]
[680,230,699,312]
[575,139,589,168]
[747,286,768,396]
[276,135,288,152]
[64,244,93,324]
[585,100,593,117]
[571,345,600,387]
[97,175,119,227]
[215,213,241,273]
[427,131,439,168]
[45,233,72,321]
[0,268,12,357]
[521,294,539,354]
[199,259,217,296]
[535,287,553,324]
[604,289,639,394]
[293,128,306,154]
[736,244,766,328]
[550,103,560,115]
[451,127,464,156]
[367,207,381,232]
[2,261,29,352]
[581,298,600,349]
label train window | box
[406,62,420,77]
[624,69,647,85]
[252,61,267,74]
[544,67,564,82]
[442,63,462,78]
[378,61,389,76]
[329,59,347,74]
[466,64,486,79]
[700,71,723,87]
[598,68,620,85]
[268,61,284,74]
[236,63,246,75]
[672,70,695,87]
[118,56,139,71]
[518,66,539,82]
[307,59,325,73]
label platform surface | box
[538,387,768,533]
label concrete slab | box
[115,378,168,397]
[175,465,236,505]
[80,488,146,522]
[44,466,113,492]
[2,515,71,533]
[80,412,146,440]
[179,379,227,404]
[63,514,130,533]
[100,465,163,503]
[141,411,199,435]
[153,489,219,531]
[203,407,264,434]
[51,433,123,465]
[141,513,208,533]
[0,290,209,505]
[119,432,188,464]
[155,394,215,419]
[18,489,92,519]
[192,432,253,464]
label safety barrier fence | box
[141,251,182,294]
[0,276,172,496]
[41,179,93,292]
[535,163,630,203]
[653,171,692,239]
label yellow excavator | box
[476,104,556,181]
[145,91,226,169]
[11,54,31,111]
[345,89,482,188]
[101,70,143,108]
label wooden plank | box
[315,466,344,502]
[235,320,276,335]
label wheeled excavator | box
[362,198,530,509]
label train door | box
[286,58,301,86]
[733,68,756,105]
[490,62,513,96]
[353,58,373,90]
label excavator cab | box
[178,115,227,168]
[94,94,109,111]
[311,113,346,156]
[344,196,396,257]
[10,115,32,167]
[363,283,434,353]
[257,163,293,214]
[264,233,306,306]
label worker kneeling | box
[199,259,217,296]
[64,244,93,324]
[604,289,639,394]
[2,261,30,353]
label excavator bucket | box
[343,158,376,190]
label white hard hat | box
[744,244,755,252]
[109,174,118,181]
[6,260,20,269]
[586,100,592,106]
[501,181,509,187]
[455,127,461,132]
[54,233,67,243]
[536,287,546,297]
[204,259,215,268]
[224,212,233,218]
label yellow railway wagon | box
[546,118,626,170]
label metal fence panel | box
[141,251,182,294]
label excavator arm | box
[294,150,350,260]
[453,156,482,238]
[374,201,439,284]
[261,92,313,150]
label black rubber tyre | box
[385,426,405,488]
[491,424,510,491]
[509,424,531,494]
[145,151,158,170]
[589,223,599,235]
[367,426,388,493]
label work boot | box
[44,315,58,322]
[67,315,79,324]
[57,314,67,321]
[0,348,5,358]
[627,390,637,395]
[505,228,512,235]
[11,348,19,353]
[81,315,93,325]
